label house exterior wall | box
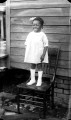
[6,0,71,106]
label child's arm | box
[40,46,48,62]
[41,32,48,62]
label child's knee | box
[31,63,36,69]
[37,63,42,71]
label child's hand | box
[40,47,47,62]
[40,54,45,62]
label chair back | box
[42,47,60,79]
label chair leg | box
[16,93,20,113]
[42,94,47,119]
[51,83,54,109]
[47,90,51,106]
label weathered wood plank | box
[10,62,70,77]
[10,54,69,69]
[6,0,10,68]
[57,68,70,77]
[58,60,70,69]
[11,16,69,25]
[10,40,25,48]
[11,33,26,40]
[47,34,70,43]
[60,51,69,60]
[10,40,70,52]
[10,32,70,43]
[11,62,31,70]
[10,47,25,56]
[49,42,70,52]
[10,55,24,63]
[10,47,70,61]
[10,1,70,9]
[10,55,70,69]
[11,24,69,34]
[10,7,69,17]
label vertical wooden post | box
[69,4,71,77]
[0,15,4,40]
[6,0,10,68]
[67,5,71,120]
[1,15,4,39]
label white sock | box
[27,69,36,85]
[36,71,43,86]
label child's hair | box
[33,17,44,27]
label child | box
[24,17,48,86]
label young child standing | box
[24,17,48,86]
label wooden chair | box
[16,47,60,119]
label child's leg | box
[36,63,43,86]
[27,63,36,85]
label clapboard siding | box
[10,40,70,51]
[11,17,69,25]
[9,0,70,77]
[11,25,69,34]
[10,8,69,17]
[10,1,70,9]
[10,55,69,68]
[10,48,69,60]
[10,0,69,5]
[10,62,70,77]
[11,62,31,70]
[10,33,70,43]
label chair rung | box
[20,102,43,109]
[20,98,43,104]
[19,94,43,100]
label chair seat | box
[17,81,51,92]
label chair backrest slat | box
[43,47,60,77]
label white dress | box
[24,31,48,63]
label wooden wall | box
[6,0,71,77]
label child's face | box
[32,20,42,32]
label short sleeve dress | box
[24,31,48,64]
